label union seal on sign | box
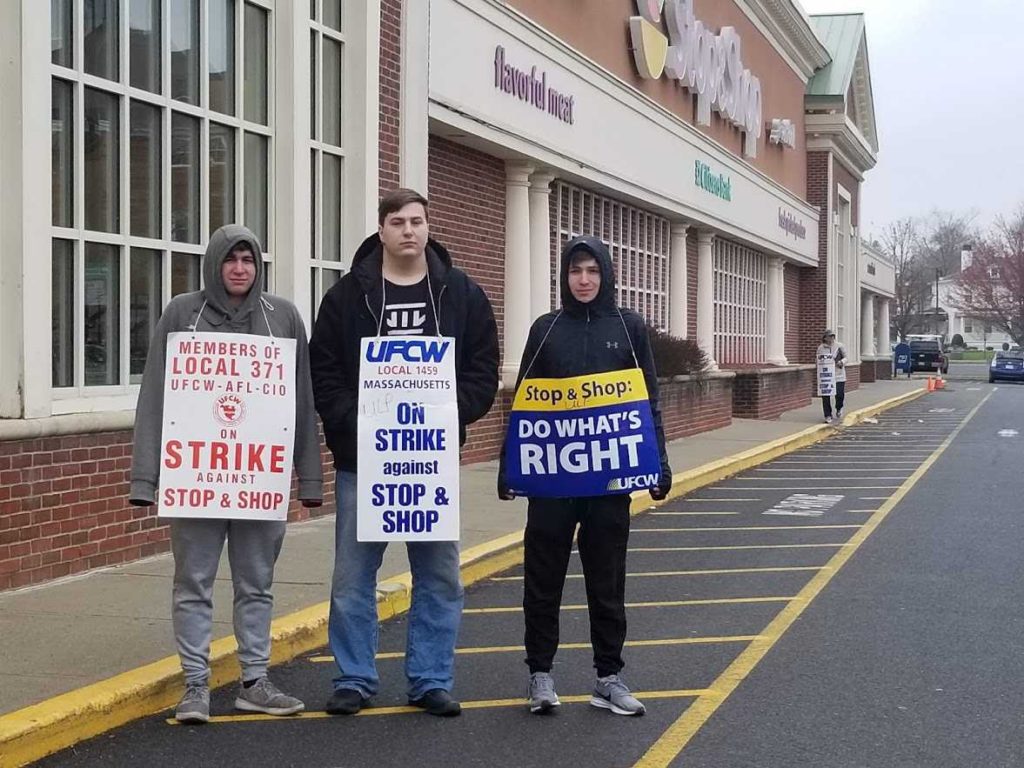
[213,393,247,427]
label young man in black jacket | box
[310,189,499,717]
[499,235,672,716]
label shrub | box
[646,325,708,376]
[950,333,965,348]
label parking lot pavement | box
[34,389,985,768]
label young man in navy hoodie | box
[499,236,672,716]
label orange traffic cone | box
[925,376,935,391]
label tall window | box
[713,240,767,365]
[50,0,273,394]
[309,0,345,320]
[552,182,669,330]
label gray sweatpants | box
[170,518,286,686]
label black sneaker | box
[325,688,367,715]
[409,688,461,717]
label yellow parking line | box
[710,486,899,491]
[463,596,796,614]
[491,566,823,583]
[165,688,713,725]
[305,635,763,663]
[632,525,862,533]
[633,391,993,768]
[625,543,846,552]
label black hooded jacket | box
[309,234,500,471]
[498,235,672,497]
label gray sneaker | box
[175,684,210,724]
[528,672,561,714]
[234,677,305,716]
[590,675,645,716]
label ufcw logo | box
[366,339,450,363]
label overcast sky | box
[800,0,1024,241]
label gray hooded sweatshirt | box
[129,224,323,505]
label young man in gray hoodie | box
[130,224,323,723]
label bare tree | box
[949,206,1024,345]
[918,210,978,276]
[881,217,930,342]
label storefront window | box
[83,87,120,234]
[209,0,236,116]
[84,0,119,82]
[129,0,161,93]
[130,100,162,238]
[51,0,273,394]
[52,79,74,228]
[713,240,767,365]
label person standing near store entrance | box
[309,188,499,717]
[817,329,847,423]
[130,224,324,724]
[498,235,672,716]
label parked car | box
[909,338,948,375]
[989,349,1024,383]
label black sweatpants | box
[821,381,846,418]
[523,494,631,678]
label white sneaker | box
[824,416,833,424]
[836,409,844,420]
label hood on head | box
[202,224,265,317]
[560,235,616,313]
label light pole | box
[935,268,943,338]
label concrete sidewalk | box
[0,378,921,717]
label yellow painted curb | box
[0,386,925,767]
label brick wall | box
[875,358,893,380]
[732,366,816,420]
[427,135,508,462]
[378,0,402,195]
[799,151,830,364]
[660,374,734,440]
[0,432,336,592]
[860,360,876,383]
[844,362,861,392]
[784,263,801,363]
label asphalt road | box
[37,383,1022,768]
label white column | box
[669,223,689,339]
[861,292,875,358]
[400,0,429,191]
[766,257,788,365]
[503,161,535,387]
[877,298,890,354]
[528,172,556,321]
[273,1,312,329]
[696,230,717,370]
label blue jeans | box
[329,471,464,699]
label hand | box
[498,486,516,501]
[301,498,323,508]
[650,472,673,501]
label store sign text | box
[629,0,763,158]
[494,46,575,125]
[769,118,797,149]
[695,160,731,202]
[778,208,807,240]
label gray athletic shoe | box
[233,677,305,716]
[175,684,210,724]
[528,672,561,714]
[590,675,646,716]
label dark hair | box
[378,188,429,226]
[569,248,599,267]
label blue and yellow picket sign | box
[504,368,661,498]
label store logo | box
[494,46,575,125]
[628,0,763,158]
[213,394,247,427]
[695,160,731,202]
[778,208,807,239]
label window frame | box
[49,0,275,412]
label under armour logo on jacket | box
[607,341,620,349]
[385,302,427,335]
